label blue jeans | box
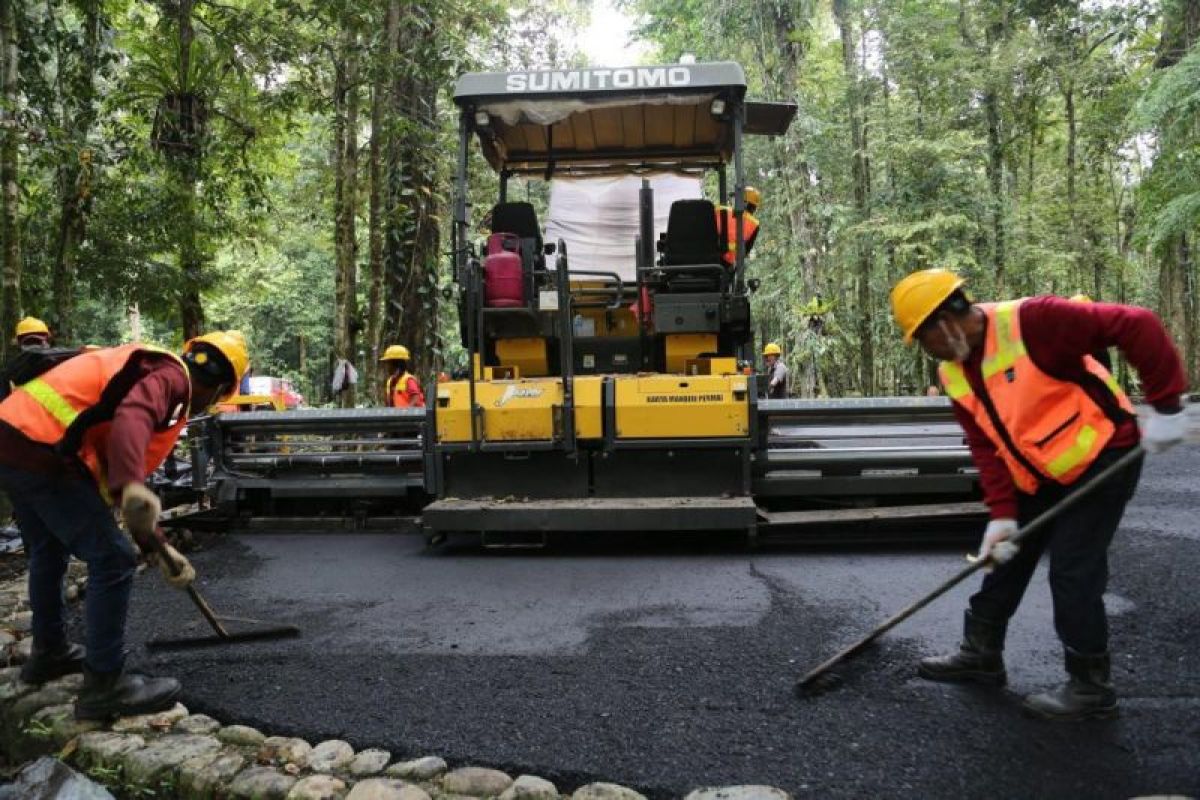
[0,464,136,672]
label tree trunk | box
[51,2,102,345]
[0,0,20,363]
[366,0,400,400]
[834,0,874,395]
[332,23,360,408]
[175,0,204,339]
[383,5,440,380]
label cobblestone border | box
[1,571,790,800]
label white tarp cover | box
[544,173,703,282]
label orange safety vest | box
[0,343,190,501]
[939,299,1135,493]
[715,206,760,266]
[387,373,425,408]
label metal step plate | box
[423,496,758,533]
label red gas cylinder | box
[484,233,525,308]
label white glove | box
[152,543,196,589]
[970,518,1019,570]
[1141,406,1186,454]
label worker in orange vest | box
[890,269,1187,721]
[14,317,52,349]
[715,186,761,267]
[0,331,249,720]
[380,345,425,408]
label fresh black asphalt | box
[125,447,1200,799]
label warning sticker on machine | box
[645,394,725,404]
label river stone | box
[498,774,558,800]
[228,766,298,799]
[0,674,34,702]
[571,784,648,800]
[349,748,391,776]
[0,630,14,651]
[9,637,31,663]
[306,739,355,773]
[442,767,513,797]
[176,713,222,735]
[31,702,103,745]
[259,735,312,765]
[0,756,115,800]
[123,733,222,784]
[684,788,792,800]
[45,672,84,693]
[179,749,246,800]
[9,681,76,719]
[347,779,431,800]
[5,610,32,632]
[112,702,189,733]
[76,731,146,769]
[287,774,348,799]
[0,665,20,685]
[386,756,447,781]
[219,723,268,747]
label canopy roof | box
[453,63,796,176]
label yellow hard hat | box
[762,342,782,357]
[184,330,250,394]
[890,269,966,344]
[744,186,761,208]
[381,344,411,362]
[15,317,50,338]
[1069,293,1092,303]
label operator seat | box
[659,199,723,292]
[490,202,544,273]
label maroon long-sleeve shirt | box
[951,296,1187,519]
[0,354,191,498]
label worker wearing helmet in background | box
[381,345,425,408]
[0,331,249,720]
[890,269,1187,721]
[716,187,761,267]
[15,317,52,349]
[762,342,788,399]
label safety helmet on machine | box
[744,186,761,209]
[183,330,250,398]
[762,342,782,357]
[15,317,50,339]
[380,345,411,362]
[889,268,967,344]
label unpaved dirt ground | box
[116,448,1200,799]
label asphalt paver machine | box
[425,62,811,538]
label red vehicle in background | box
[217,375,304,412]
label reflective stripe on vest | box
[0,344,191,501]
[937,299,1135,492]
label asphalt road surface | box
[126,448,1200,799]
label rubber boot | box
[74,666,181,721]
[1022,648,1117,721]
[19,640,85,684]
[917,610,1007,686]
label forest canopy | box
[0,0,1196,403]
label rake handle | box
[798,445,1145,687]
[147,531,231,640]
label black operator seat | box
[659,199,723,291]
[490,202,544,272]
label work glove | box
[1141,406,1187,455]
[969,518,1019,571]
[120,482,162,554]
[151,542,196,590]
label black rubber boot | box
[74,666,181,721]
[19,640,85,685]
[917,610,1007,686]
[1022,648,1117,721]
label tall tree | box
[0,0,19,360]
[331,17,361,407]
